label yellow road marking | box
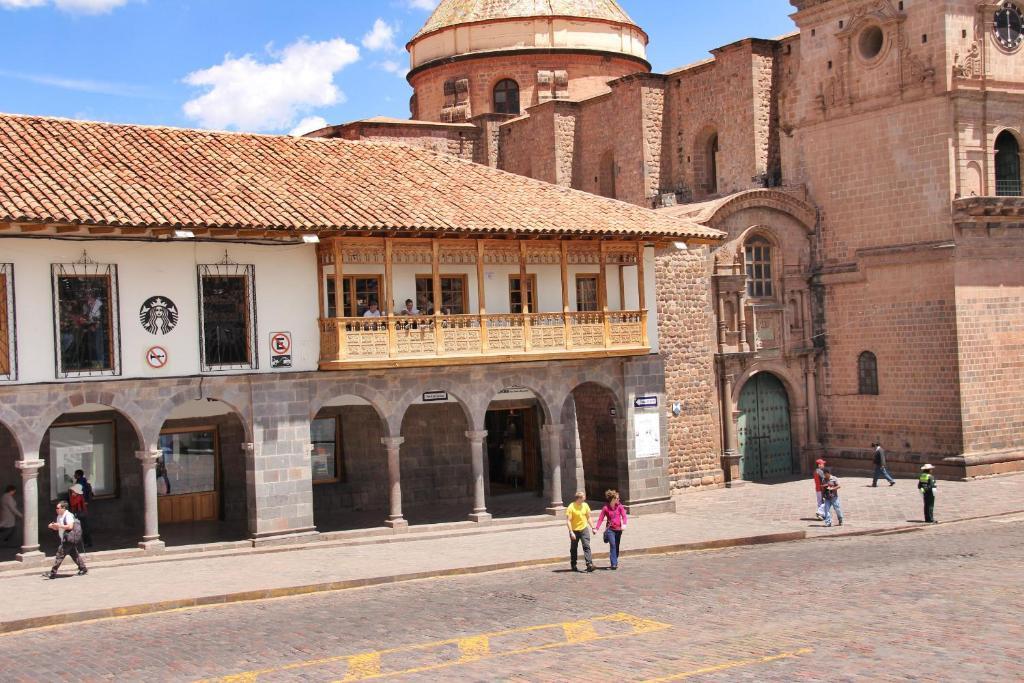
[198,612,670,682]
[641,648,814,682]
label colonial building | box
[323,0,1024,487]
[0,114,719,564]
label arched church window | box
[995,130,1022,197]
[858,352,879,395]
[744,237,774,298]
[708,133,720,195]
[493,79,520,115]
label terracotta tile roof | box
[413,0,638,40]
[0,113,722,241]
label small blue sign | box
[634,396,659,409]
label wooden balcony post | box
[477,240,488,353]
[520,240,532,351]
[599,241,610,349]
[332,239,347,360]
[315,241,325,319]
[432,238,443,355]
[385,237,396,357]
[637,242,648,348]
[560,240,572,350]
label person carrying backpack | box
[46,500,87,579]
[71,469,94,547]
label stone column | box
[721,373,745,488]
[806,360,821,447]
[466,430,491,523]
[16,458,45,565]
[135,449,165,552]
[381,437,407,529]
[542,423,564,514]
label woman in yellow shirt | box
[566,491,596,572]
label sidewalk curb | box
[0,531,806,636]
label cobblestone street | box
[1,515,1021,681]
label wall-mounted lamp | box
[174,229,195,239]
[302,234,320,244]
[672,241,688,251]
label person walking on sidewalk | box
[872,443,896,487]
[918,464,938,524]
[1,484,22,546]
[821,469,844,528]
[46,500,87,579]
[813,458,827,520]
[566,491,595,573]
[595,489,628,570]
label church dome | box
[408,0,648,72]
[412,0,641,41]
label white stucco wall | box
[1,238,319,384]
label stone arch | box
[147,387,253,450]
[561,381,626,501]
[704,189,817,234]
[387,381,475,437]
[994,128,1022,196]
[308,381,393,439]
[35,392,146,455]
[732,364,803,410]
[475,378,555,429]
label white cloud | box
[375,60,409,79]
[362,18,398,52]
[0,0,131,14]
[406,0,439,10]
[182,37,360,133]
[0,68,154,97]
[289,116,328,137]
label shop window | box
[157,429,217,497]
[311,416,345,484]
[493,79,521,115]
[745,237,774,298]
[198,261,257,371]
[858,351,879,395]
[0,264,13,380]
[327,276,382,317]
[52,260,120,378]
[415,275,468,315]
[509,274,537,314]
[995,130,1022,197]
[575,274,599,312]
[48,422,117,500]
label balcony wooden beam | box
[477,240,488,353]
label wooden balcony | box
[319,311,649,370]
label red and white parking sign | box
[270,332,292,355]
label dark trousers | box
[607,529,623,568]
[570,528,592,568]
[51,539,87,574]
[873,467,895,485]
[0,525,16,545]
[923,493,936,523]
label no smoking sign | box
[270,332,292,369]
[146,346,169,369]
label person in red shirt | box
[813,458,827,520]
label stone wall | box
[399,403,472,507]
[312,405,388,518]
[653,247,723,491]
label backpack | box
[69,489,88,514]
[81,480,94,504]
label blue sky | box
[0,0,797,134]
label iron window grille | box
[51,256,121,379]
[858,351,879,395]
[0,264,15,381]
[197,259,258,372]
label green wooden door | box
[737,373,793,481]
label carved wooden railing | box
[319,311,648,364]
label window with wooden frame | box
[858,351,879,396]
[0,264,14,380]
[198,261,257,371]
[744,237,775,298]
[157,427,218,497]
[509,275,537,314]
[415,275,468,315]
[310,416,346,484]
[52,260,120,378]
[575,274,599,312]
[326,276,382,318]
[48,420,118,500]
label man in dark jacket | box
[71,470,94,547]
[871,442,896,487]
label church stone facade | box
[321,0,1024,487]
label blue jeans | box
[873,467,895,485]
[823,497,843,526]
[606,529,623,568]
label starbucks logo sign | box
[139,296,179,335]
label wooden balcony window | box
[316,238,651,370]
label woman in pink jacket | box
[595,489,628,570]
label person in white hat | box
[918,464,937,524]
